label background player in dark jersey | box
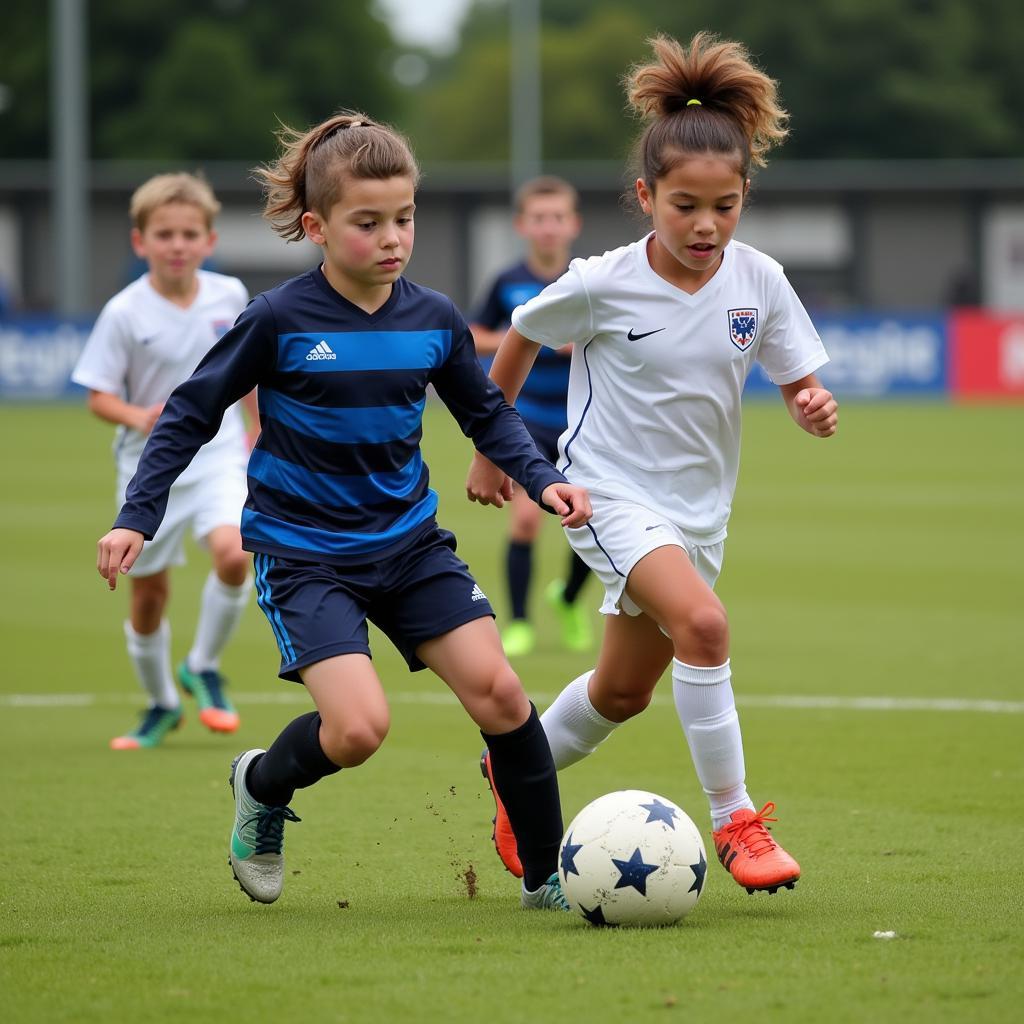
[95,111,591,911]
[470,177,593,658]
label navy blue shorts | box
[252,527,495,681]
[523,420,564,465]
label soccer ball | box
[558,790,707,927]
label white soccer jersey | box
[72,270,249,482]
[512,235,828,541]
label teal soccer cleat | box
[521,872,571,912]
[228,749,301,904]
[178,661,240,733]
[109,705,183,750]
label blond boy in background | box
[73,173,256,749]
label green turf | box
[2,400,1022,1023]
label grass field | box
[2,399,1022,1023]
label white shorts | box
[564,494,725,616]
[117,457,248,578]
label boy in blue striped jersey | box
[96,112,591,910]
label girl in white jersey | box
[469,32,838,895]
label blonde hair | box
[254,111,421,242]
[514,175,579,214]
[130,173,221,232]
[625,32,789,185]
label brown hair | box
[254,111,421,242]
[513,175,579,214]
[625,32,788,187]
[130,172,220,232]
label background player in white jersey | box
[73,173,257,749]
[468,32,838,895]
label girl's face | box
[131,202,216,296]
[636,153,747,293]
[302,175,416,303]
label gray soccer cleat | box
[228,749,300,904]
[521,872,571,911]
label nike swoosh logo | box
[627,328,665,341]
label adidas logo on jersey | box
[306,340,337,361]
[470,584,488,602]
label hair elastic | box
[686,99,702,106]
[315,119,370,150]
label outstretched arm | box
[489,327,541,404]
[465,328,542,506]
[779,373,838,438]
[86,389,164,435]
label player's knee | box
[320,718,389,767]
[482,664,531,726]
[672,602,729,662]
[597,687,653,723]
[215,553,250,587]
[131,578,168,623]
[210,539,249,585]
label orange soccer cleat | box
[712,802,801,895]
[177,662,240,733]
[480,750,524,878]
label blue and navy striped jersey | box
[114,268,567,565]
[472,261,571,431]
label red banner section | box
[950,310,1024,399]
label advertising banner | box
[0,318,91,400]
[744,313,948,398]
[949,310,1024,399]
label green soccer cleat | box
[521,872,571,912]
[109,705,183,750]
[177,661,240,733]
[228,749,301,904]
[545,580,593,652]
[501,619,536,657]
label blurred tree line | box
[1,0,402,160]
[3,0,1023,163]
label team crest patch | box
[727,308,758,351]
[212,319,233,338]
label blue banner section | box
[0,312,959,402]
[744,313,948,398]
[0,317,92,400]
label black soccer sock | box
[482,704,563,892]
[506,540,533,621]
[246,711,341,807]
[562,550,591,605]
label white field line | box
[1,692,1022,714]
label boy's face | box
[302,175,416,295]
[131,202,216,291]
[515,193,580,260]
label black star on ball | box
[612,847,659,896]
[640,798,679,829]
[580,903,615,926]
[560,832,583,877]
[689,849,707,894]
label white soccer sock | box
[540,670,619,770]
[671,658,754,830]
[186,572,252,673]
[124,619,179,709]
